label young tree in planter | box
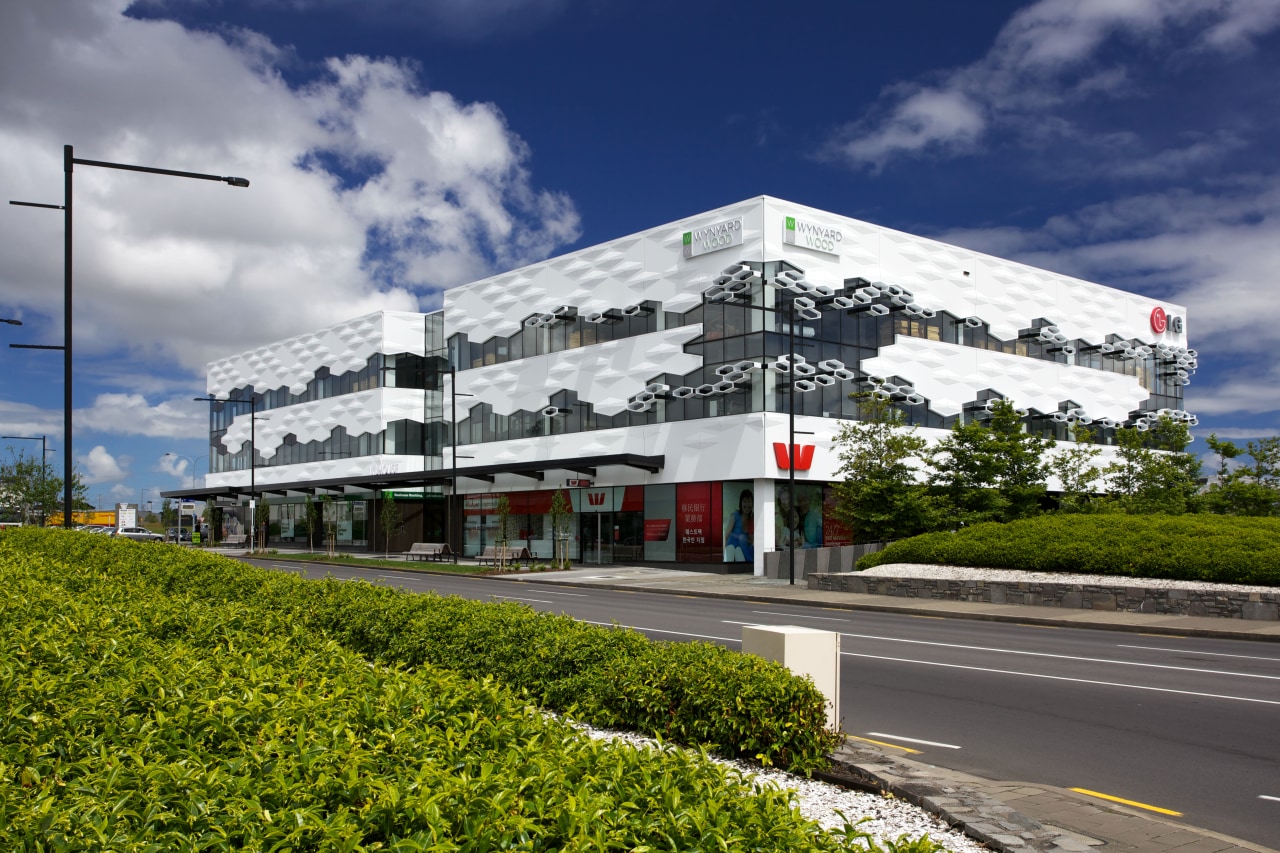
[1050,427,1104,513]
[831,393,933,542]
[549,488,572,569]
[254,500,271,552]
[927,399,1053,526]
[319,494,337,554]
[494,494,511,569]
[1105,416,1200,514]
[380,493,405,558]
[302,494,318,552]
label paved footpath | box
[494,565,1280,853]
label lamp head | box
[223,176,250,188]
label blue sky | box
[2,0,1279,509]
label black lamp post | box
[194,395,257,549]
[10,145,248,530]
[1,318,22,326]
[2,434,48,525]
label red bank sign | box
[774,443,815,471]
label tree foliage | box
[1202,434,1280,516]
[926,399,1053,525]
[380,493,404,556]
[830,394,933,542]
[1104,416,1200,514]
[1049,427,1104,513]
[0,450,87,525]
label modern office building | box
[169,196,1195,575]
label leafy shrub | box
[0,538,876,851]
[3,528,838,774]
[855,515,1280,585]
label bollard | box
[742,625,841,731]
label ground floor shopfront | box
[222,478,852,570]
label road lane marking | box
[1137,633,1185,638]
[866,732,961,749]
[1070,788,1182,816]
[509,587,587,596]
[847,735,921,754]
[912,615,945,620]
[840,651,1280,706]
[1260,795,1280,803]
[752,610,849,622]
[489,595,556,604]
[1119,645,1280,663]
[584,620,739,644]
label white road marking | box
[1259,795,1280,803]
[752,609,849,622]
[509,588,587,596]
[841,651,1280,706]
[489,595,556,604]
[582,620,739,644]
[866,732,961,749]
[727,623,1280,682]
[1118,645,1280,663]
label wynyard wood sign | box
[783,215,843,256]
[682,217,743,258]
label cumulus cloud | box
[75,394,209,439]
[823,0,1280,171]
[0,0,580,378]
[78,444,129,484]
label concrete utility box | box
[742,625,841,731]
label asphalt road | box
[249,559,1280,849]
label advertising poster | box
[675,482,721,563]
[775,482,825,549]
[643,484,676,561]
[822,485,853,546]
[721,481,755,564]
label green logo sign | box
[682,231,692,245]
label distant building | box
[170,197,1195,574]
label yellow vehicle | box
[47,510,118,528]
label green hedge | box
[1,535,893,851]
[856,514,1280,584]
[3,529,838,774]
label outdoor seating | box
[222,533,247,547]
[402,542,456,562]
[476,544,532,567]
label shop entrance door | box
[579,511,612,564]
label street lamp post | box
[194,395,257,550]
[2,434,48,525]
[1,318,22,326]
[10,145,249,530]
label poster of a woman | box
[722,484,754,562]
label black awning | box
[161,453,665,501]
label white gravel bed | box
[859,562,1276,594]
[572,721,986,853]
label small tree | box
[927,399,1052,526]
[254,500,270,551]
[380,493,404,558]
[319,494,337,554]
[302,494,318,552]
[494,494,512,569]
[0,451,87,526]
[1105,416,1200,514]
[1050,427,1104,513]
[549,489,572,568]
[831,393,933,542]
[1202,434,1280,516]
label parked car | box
[114,526,165,542]
[165,527,193,542]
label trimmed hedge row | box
[856,514,1280,584]
[2,539,888,851]
[3,529,839,773]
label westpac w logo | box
[587,492,607,506]
[773,442,815,471]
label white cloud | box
[76,394,208,439]
[79,444,128,484]
[0,0,580,380]
[824,0,1280,171]
[109,483,134,501]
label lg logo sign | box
[1150,307,1184,335]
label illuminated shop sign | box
[682,217,743,258]
[783,215,843,256]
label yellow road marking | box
[1070,788,1182,816]
[847,735,921,754]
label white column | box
[753,477,775,577]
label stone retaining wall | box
[807,573,1280,620]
